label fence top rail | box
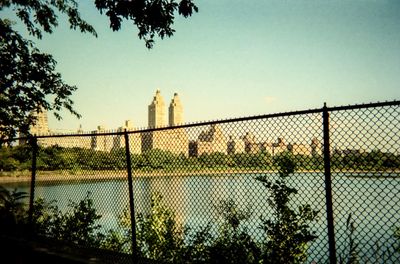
[325,100,399,112]
[10,100,400,141]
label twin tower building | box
[25,90,321,157]
[24,90,189,155]
[149,90,184,128]
[140,90,189,155]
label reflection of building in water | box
[134,176,186,225]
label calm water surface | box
[6,173,400,262]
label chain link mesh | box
[330,104,400,263]
[1,102,399,263]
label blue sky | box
[3,0,400,131]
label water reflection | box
[5,173,399,262]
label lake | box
[5,172,400,263]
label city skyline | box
[2,0,400,131]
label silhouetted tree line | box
[0,145,399,173]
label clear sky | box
[3,0,400,131]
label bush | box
[208,199,260,264]
[135,193,184,262]
[0,186,28,234]
[257,151,319,264]
[32,192,105,247]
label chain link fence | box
[0,101,399,263]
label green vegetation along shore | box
[1,145,399,183]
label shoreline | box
[0,169,399,184]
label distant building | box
[272,137,287,155]
[287,143,311,156]
[148,89,166,128]
[142,90,188,155]
[18,109,50,146]
[311,138,322,156]
[227,136,245,155]
[242,132,259,154]
[169,93,184,126]
[259,142,274,154]
[19,91,326,159]
[29,109,50,135]
[190,124,227,156]
[91,125,113,152]
[113,120,141,154]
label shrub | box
[32,192,105,247]
[135,193,184,262]
[257,151,319,264]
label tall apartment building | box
[148,90,166,128]
[169,93,184,126]
[143,90,189,155]
[30,109,50,135]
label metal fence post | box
[322,103,337,264]
[28,136,38,232]
[124,130,138,261]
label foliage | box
[179,225,214,263]
[94,0,198,48]
[232,152,272,169]
[135,192,184,262]
[0,145,32,171]
[207,199,260,264]
[140,149,182,170]
[393,226,400,256]
[338,214,360,264]
[198,152,236,168]
[2,144,398,173]
[0,0,198,142]
[331,149,400,171]
[131,194,261,264]
[101,228,129,252]
[1,0,97,39]
[1,0,96,140]
[110,177,317,264]
[0,186,130,251]
[0,186,28,233]
[32,192,105,247]
[256,152,319,264]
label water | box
[4,172,400,262]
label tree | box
[94,0,199,48]
[0,0,198,142]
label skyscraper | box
[148,89,166,128]
[169,93,183,126]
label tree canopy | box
[0,0,198,143]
